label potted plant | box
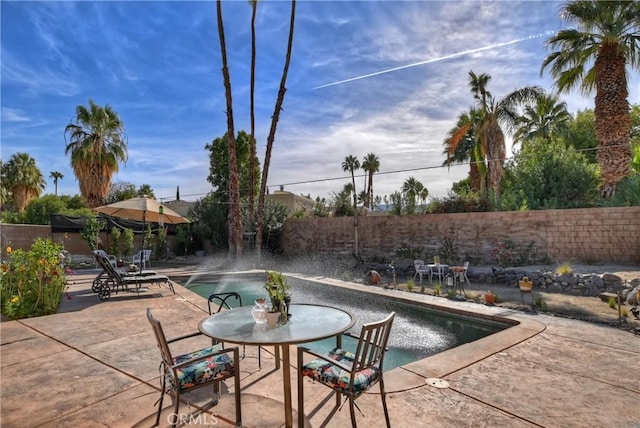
[485,290,496,305]
[265,271,291,314]
[519,276,533,292]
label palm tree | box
[137,184,154,198]
[248,0,258,242]
[216,0,243,258]
[514,91,571,145]
[64,99,128,208]
[49,171,63,196]
[342,155,360,257]
[401,176,425,214]
[5,152,45,212]
[443,107,487,197]
[467,71,542,203]
[541,0,640,199]
[0,160,8,210]
[255,0,296,260]
[361,152,380,209]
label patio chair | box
[413,260,432,284]
[297,312,395,427]
[207,292,263,369]
[132,249,152,269]
[146,308,242,427]
[93,251,173,301]
[460,261,471,288]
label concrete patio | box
[1,266,638,427]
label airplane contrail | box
[313,31,554,90]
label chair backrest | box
[413,260,424,268]
[350,312,395,377]
[208,292,243,315]
[142,249,152,262]
[463,261,469,270]
[94,251,123,283]
[146,308,174,369]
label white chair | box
[460,261,471,287]
[132,249,151,269]
[413,260,431,284]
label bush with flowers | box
[1,238,68,319]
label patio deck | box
[1,267,638,427]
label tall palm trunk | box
[256,0,296,261]
[248,0,258,247]
[216,0,243,258]
[351,170,359,258]
[485,120,505,203]
[367,172,373,209]
[594,44,632,198]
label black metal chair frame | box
[93,252,174,301]
[146,308,242,427]
[297,312,396,427]
[207,292,262,369]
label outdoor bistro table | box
[198,303,355,428]
[449,265,467,295]
[426,263,448,284]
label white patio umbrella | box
[94,196,189,267]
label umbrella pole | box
[140,213,146,271]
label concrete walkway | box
[1,267,638,427]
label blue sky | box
[2,1,639,203]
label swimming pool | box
[185,273,510,371]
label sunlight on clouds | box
[1,108,30,122]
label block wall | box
[282,207,640,264]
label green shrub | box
[395,243,424,261]
[535,295,548,311]
[438,235,460,265]
[1,238,68,319]
[406,279,415,292]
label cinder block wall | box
[2,206,639,264]
[282,206,640,264]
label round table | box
[199,304,355,428]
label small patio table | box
[448,265,467,296]
[426,263,448,284]
[198,303,355,428]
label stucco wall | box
[282,206,640,264]
[0,224,177,262]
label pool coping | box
[180,269,546,394]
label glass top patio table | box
[198,303,355,428]
[198,303,355,346]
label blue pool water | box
[186,275,509,371]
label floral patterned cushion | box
[169,346,235,391]
[301,348,380,395]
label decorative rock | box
[602,273,623,283]
[626,286,639,305]
[590,275,604,289]
[599,292,618,302]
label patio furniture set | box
[413,259,471,295]
[148,297,396,427]
[92,250,174,301]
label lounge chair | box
[91,250,157,293]
[93,251,174,301]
